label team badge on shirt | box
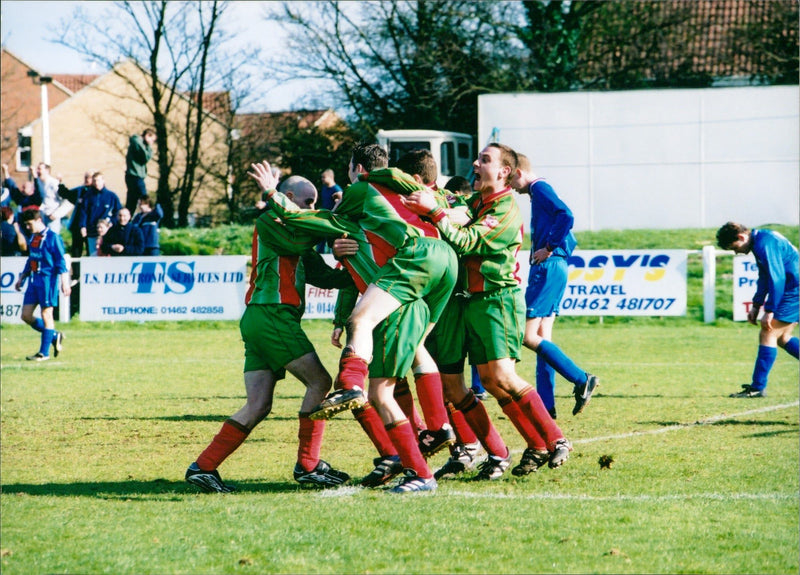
[483,215,499,229]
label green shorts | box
[369,300,430,379]
[373,237,457,323]
[239,304,313,376]
[425,294,468,373]
[464,286,525,365]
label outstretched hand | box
[401,190,438,215]
[248,161,279,193]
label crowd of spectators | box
[1,153,161,259]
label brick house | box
[1,49,79,175]
[1,47,347,223]
[1,48,231,222]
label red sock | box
[394,378,426,434]
[515,388,563,451]
[353,403,397,458]
[500,399,547,451]
[297,414,325,472]
[447,401,478,444]
[196,419,249,471]
[336,348,369,391]
[414,372,449,430]
[386,420,432,479]
[457,394,509,459]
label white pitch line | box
[444,491,796,503]
[315,401,799,500]
[573,401,799,445]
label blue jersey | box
[527,179,576,258]
[23,227,69,282]
[750,229,799,316]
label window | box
[388,141,430,165]
[16,128,32,171]
[440,142,455,176]
[458,142,470,159]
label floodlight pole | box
[27,70,53,165]
[39,76,53,165]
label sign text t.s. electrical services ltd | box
[79,256,248,321]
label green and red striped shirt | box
[434,187,523,293]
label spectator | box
[125,128,157,213]
[101,208,144,256]
[132,197,163,255]
[319,168,343,210]
[316,169,344,254]
[61,170,95,258]
[2,164,42,214]
[14,209,70,361]
[78,172,122,256]
[94,219,112,256]
[1,206,27,256]
[34,163,72,233]
[1,176,10,208]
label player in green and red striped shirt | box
[248,145,457,493]
[185,177,353,493]
[403,143,574,480]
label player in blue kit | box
[14,209,71,361]
[512,153,599,418]
[716,222,799,397]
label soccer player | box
[14,209,70,361]
[512,153,599,418]
[185,176,352,493]
[249,149,458,493]
[716,222,799,397]
[403,143,574,479]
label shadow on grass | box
[645,419,797,427]
[79,414,301,422]
[747,428,799,438]
[1,478,308,498]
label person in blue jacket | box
[132,197,163,255]
[14,209,71,361]
[513,153,598,422]
[77,172,122,256]
[100,208,144,256]
[717,222,799,397]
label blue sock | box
[784,337,799,359]
[536,340,587,386]
[470,364,485,394]
[32,318,45,333]
[39,329,56,357]
[751,345,777,391]
[535,354,556,412]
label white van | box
[376,129,474,189]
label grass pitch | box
[1,318,797,574]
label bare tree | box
[266,1,516,138]
[267,0,798,140]
[52,0,259,226]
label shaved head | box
[280,175,318,210]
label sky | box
[0,0,316,112]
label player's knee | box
[522,333,541,350]
[247,397,272,420]
[309,377,332,395]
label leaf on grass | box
[599,454,615,469]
